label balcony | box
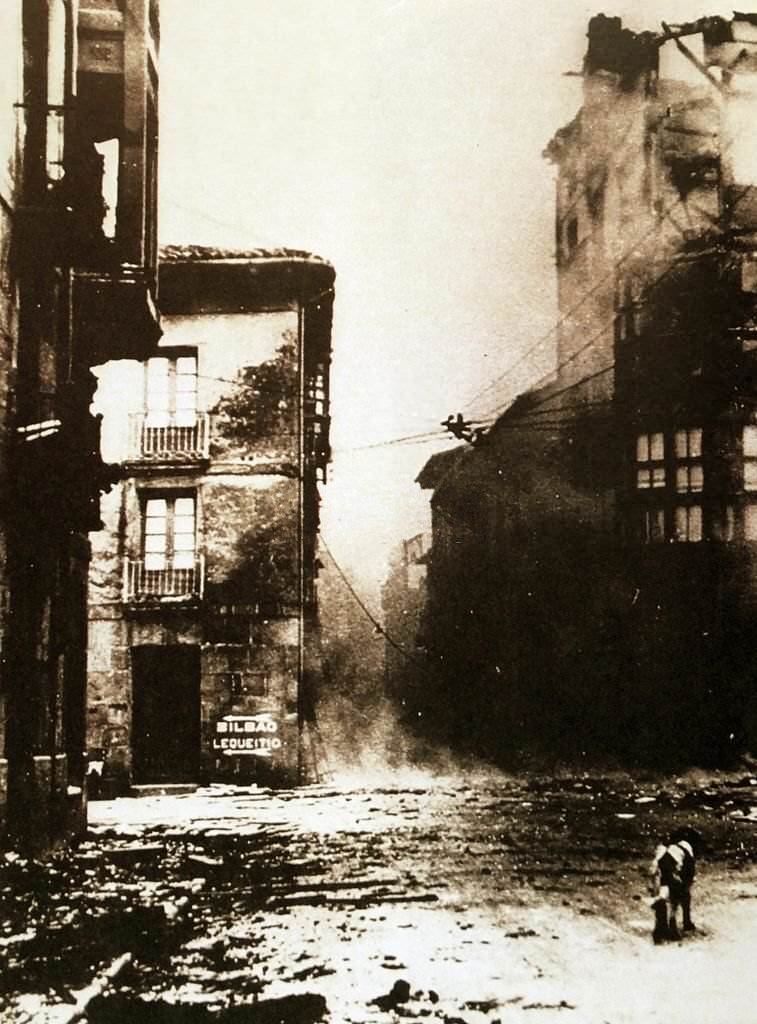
[74,267,161,366]
[128,413,210,461]
[124,557,205,602]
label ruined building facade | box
[1,0,160,846]
[415,13,757,765]
[87,247,334,791]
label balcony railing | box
[124,556,205,601]
[129,413,210,460]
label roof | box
[415,445,467,490]
[159,244,332,267]
[158,245,336,316]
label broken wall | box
[549,14,757,409]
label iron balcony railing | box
[128,412,210,459]
[124,556,205,601]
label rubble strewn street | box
[4,767,757,1023]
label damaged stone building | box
[414,13,757,765]
[0,0,160,846]
[87,246,334,792]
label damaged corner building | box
[412,13,757,765]
[0,0,161,848]
[87,247,335,792]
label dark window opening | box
[223,672,268,699]
[642,507,665,544]
[669,157,720,201]
[566,216,579,254]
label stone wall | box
[88,308,308,790]
[0,1,22,836]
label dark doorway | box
[131,645,201,783]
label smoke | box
[311,689,497,790]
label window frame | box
[635,426,711,545]
[642,506,666,544]
[144,348,199,428]
[673,504,703,544]
[674,427,703,494]
[635,431,666,490]
[140,491,198,572]
[743,425,757,491]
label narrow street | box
[4,767,757,1023]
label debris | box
[522,1000,576,1011]
[371,979,412,1010]
[54,951,133,1023]
[194,854,224,868]
[105,843,165,867]
[464,998,499,1012]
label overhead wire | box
[468,206,692,425]
[460,75,751,423]
[318,535,426,665]
[424,179,757,531]
[472,174,757,430]
[164,74,754,457]
[332,431,449,454]
[459,89,658,417]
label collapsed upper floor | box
[6,0,161,363]
[544,12,757,392]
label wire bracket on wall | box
[441,413,488,445]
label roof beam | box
[661,21,727,95]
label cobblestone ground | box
[4,766,757,1023]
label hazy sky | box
[159,0,739,600]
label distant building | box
[417,14,757,764]
[1,0,160,847]
[314,544,386,770]
[381,533,430,715]
[87,246,334,791]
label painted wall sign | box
[212,712,283,757]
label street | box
[4,765,757,1023]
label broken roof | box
[584,13,658,81]
[546,11,757,162]
[564,11,757,87]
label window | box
[643,507,665,544]
[636,432,665,489]
[143,495,196,570]
[713,506,735,542]
[46,0,68,185]
[223,672,268,698]
[145,352,198,427]
[675,428,703,493]
[94,138,119,239]
[674,505,703,543]
[566,216,579,255]
[745,505,757,541]
[744,426,757,490]
[586,178,605,222]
